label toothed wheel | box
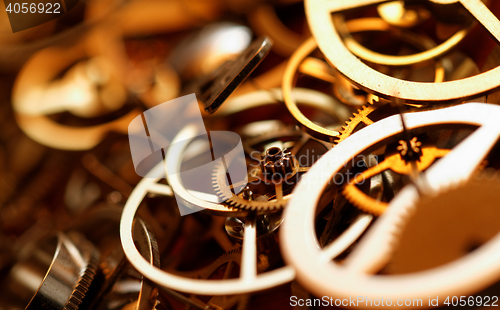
[342,144,450,216]
[281,103,500,304]
[334,103,475,215]
[333,102,429,145]
[334,104,376,144]
[212,127,331,211]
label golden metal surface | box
[3,0,500,308]
[305,0,500,102]
[343,146,450,215]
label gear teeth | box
[64,255,99,310]
[211,160,233,203]
[334,103,375,145]
[211,154,287,211]
[342,185,388,216]
[210,131,307,212]
[342,187,366,214]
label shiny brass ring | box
[305,0,500,102]
[341,17,470,66]
[283,29,445,141]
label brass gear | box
[334,103,376,145]
[334,101,425,145]
[333,103,454,215]
[343,145,450,216]
[212,128,330,211]
[212,159,290,212]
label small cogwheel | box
[212,127,330,211]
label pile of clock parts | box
[1,0,500,309]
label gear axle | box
[260,147,295,180]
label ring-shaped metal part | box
[12,40,140,150]
[305,0,500,102]
[167,88,348,215]
[166,123,241,215]
[120,161,296,295]
[282,34,444,141]
[281,102,500,306]
[10,232,99,310]
[341,17,471,66]
[282,38,343,141]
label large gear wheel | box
[281,102,500,305]
[121,160,296,296]
[333,103,462,215]
[212,127,330,211]
[305,0,500,102]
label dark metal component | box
[225,213,283,252]
[194,36,273,114]
[8,232,100,310]
[260,147,295,179]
